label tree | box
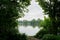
[0,0,30,40]
[37,0,60,35]
[34,0,60,39]
[34,17,51,39]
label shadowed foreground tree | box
[0,0,30,40]
[35,0,60,40]
[34,17,51,39]
[37,0,60,35]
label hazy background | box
[18,0,48,36]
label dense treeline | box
[18,19,41,27]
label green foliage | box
[42,34,56,40]
[35,0,60,40]
[0,0,30,40]
[34,29,48,39]
[56,35,60,40]
[34,17,53,39]
[42,34,60,40]
[21,33,27,40]
[0,33,27,40]
[37,0,60,35]
[37,0,50,14]
[40,17,51,28]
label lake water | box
[18,25,43,36]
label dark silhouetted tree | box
[37,0,60,35]
[0,0,30,40]
[35,0,60,40]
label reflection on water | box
[18,25,43,36]
[18,20,43,36]
[18,19,41,27]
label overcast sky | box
[18,0,47,36]
[18,0,45,21]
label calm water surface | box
[18,25,43,36]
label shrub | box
[42,34,56,40]
[56,35,60,40]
